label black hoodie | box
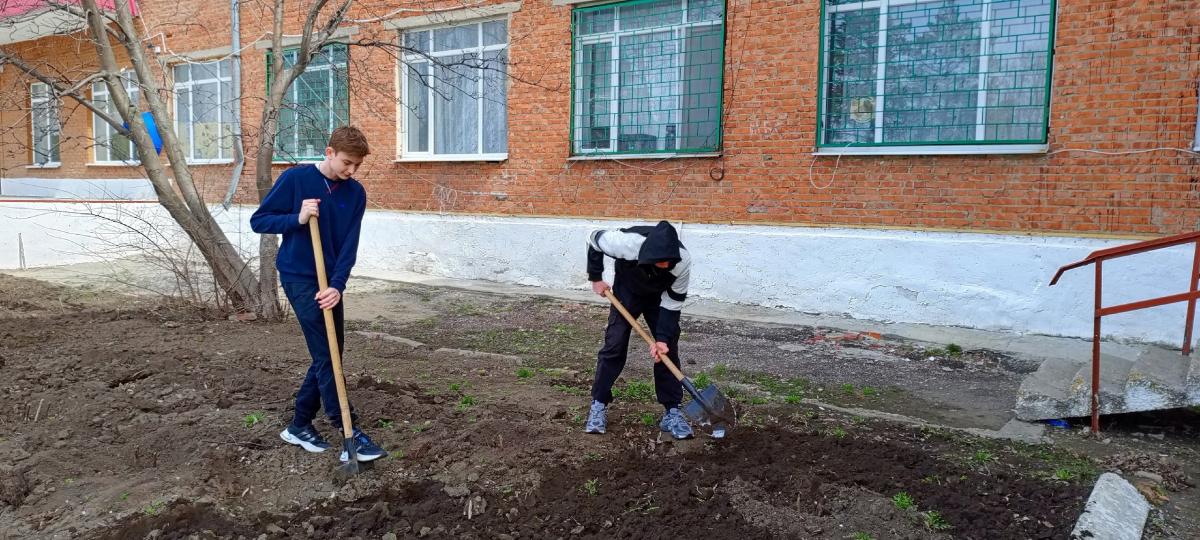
[586,221,691,342]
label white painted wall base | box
[1,201,1196,346]
[0,177,157,200]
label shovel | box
[604,290,736,438]
[308,217,361,480]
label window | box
[92,73,140,163]
[30,83,60,165]
[401,19,509,159]
[571,0,726,156]
[818,0,1055,152]
[173,59,235,163]
[269,44,349,162]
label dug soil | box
[0,274,1117,539]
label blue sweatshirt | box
[250,164,367,292]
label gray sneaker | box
[584,400,607,434]
[659,408,694,440]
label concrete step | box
[1186,354,1200,403]
[1079,354,1136,415]
[1124,346,1191,413]
[1017,345,1200,422]
[1015,357,1089,420]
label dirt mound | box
[0,274,1092,539]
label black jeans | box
[590,280,683,410]
[282,281,356,430]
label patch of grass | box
[242,412,264,428]
[143,500,166,516]
[692,371,711,389]
[625,494,660,515]
[462,325,593,357]
[449,382,466,394]
[376,419,394,429]
[120,492,130,502]
[456,395,477,411]
[945,343,963,357]
[827,426,847,439]
[613,380,655,402]
[925,347,945,357]
[970,450,996,465]
[410,420,433,433]
[923,511,951,531]
[516,367,533,379]
[861,386,879,397]
[851,533,875,540]
[712,363,729,377]
[582,479,599,496]
[552,384,586,396]
[640,412,657,426]
[784,392,802,404]
[583,452,602,462]
[1015,444,1100,483]
[1053,468,1077,481]
[892,492,915,510]
[841,383,857,395]
[750,396,769,405]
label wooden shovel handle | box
[309,218,355,440]
[603,289,687,383]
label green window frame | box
[817,0,1056,154]
[267,43,349,162]
[570,0,727,157]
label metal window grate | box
[267,44,350,162]
[818,0,1055,148]
[571,0,727,156]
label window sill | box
[187,160,235,166]
[86,162,142,167]
[272,160,322,165]
[26,163,62,169]
[568,152,721,161]
[814,144,1049,156]
[394,154,508,163]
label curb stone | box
[1070,472,1150,540]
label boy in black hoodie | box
[583,221,694,439]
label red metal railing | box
[1050,231,1200,433]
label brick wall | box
[2,0,1197,235]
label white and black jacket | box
[586,221,691,343]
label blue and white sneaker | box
[659,408,694,440]
[280,424,331,453]
[339,429,388,463]
[584,400,607,434]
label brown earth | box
[0,273,1128,539]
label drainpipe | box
[221,0,245,209]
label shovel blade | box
[683,384,737,438]
[332,437,362,484]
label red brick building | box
[1,0,1198,342]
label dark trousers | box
[283,281,356,430]
[591,281,683,410]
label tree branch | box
[0,53,131,136]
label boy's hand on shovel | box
[650,341,669,363]
[315,287,341,310]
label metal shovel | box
[604,290,736,438]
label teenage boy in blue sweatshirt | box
[250,126,386,463]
